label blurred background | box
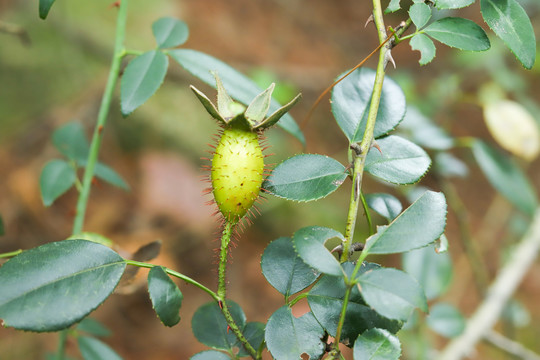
[1,0,539,359]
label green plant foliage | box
[426,303,465,338]
[472,140,538,216]
[385,0,401,13]
[293,226,345,277]
[191,351,231,360]
[52,122,90,163]
[481,0,536,69]
[399,107,454,150]
[38,0,56,19]
[78,336,123,360]
[0,240,126,331]
[402,245,453,300]
[434,0,475,9]
[168,49,304,144]
[94,163,130,190]
[148,266,183,327]
[76,318,112,337]
[353,328,401,360]
[357,268,428,321]
[365,135,431,185]
[365,193,403,221]
[40,159,76,206]
[409,3,432,29]
[236,322,265,357]
[424,17,491,51]
[120,50,169,116]
[308,264,402,343]
[265,306,325,360]
[262,154,347,202]
[191,301,246,351]
[410,34,437,65]
[331,68,406,143]
[152,17,189,49]
[434,152,469,178]
[261,237,319,297]
[364,191,447,254]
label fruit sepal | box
[190,72,301,131]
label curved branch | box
[437,208,540,360]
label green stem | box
[360,191,374,235]
[55,330,68,360]
[0,249,22,259]
[215,220,258,359]
[125,260,219,301]
[72,0,129,235]
[56,3,129,359]
[333,0,389,351]
[217,221,233,299]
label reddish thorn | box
[98,125,104,134]
[218,300,223,309]
[109,1,120,8]
[373,142,383,155]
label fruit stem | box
[216,220,259,359]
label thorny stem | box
[215,220,259,359]
[333,0,389,352]
[72,0,128,235]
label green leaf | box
[472,140,538,216]
[148,266,183,327]
[293,226,345,277]
[385,0,401,13]
[152,17,189,49]
[400,107,454,150]
[52,122,90,163]
[308,264,402,344]
[121,51,168,116]
[263,154,347,202]
[190,351,231,360]
[365,191,447,254]
[332,68,406,143]
[409,3,432,29]
[169,49,304,144]
[424,17,490,51]
[265,306,325,360]
[481,0,536,69]
[40,159,76,206]
[357,268,428,321]
[435,152,469,178]
[39,0,56,19]
[365,135,431,185]
[76,318,112,337]
[434,0,475,9]
[353,328,401,360]
[78,336,123,360]
[94,163,130,190]
[426,303,465,338]
[191,301,246,351]
[402,245,453,300]
[410,34,437,65]
[261,237,319,297]
[0,240,126,331]
[365,193,402,221]
[236,322,265,357]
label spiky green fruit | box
[191,72,301,223]
[211,127,264,223]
